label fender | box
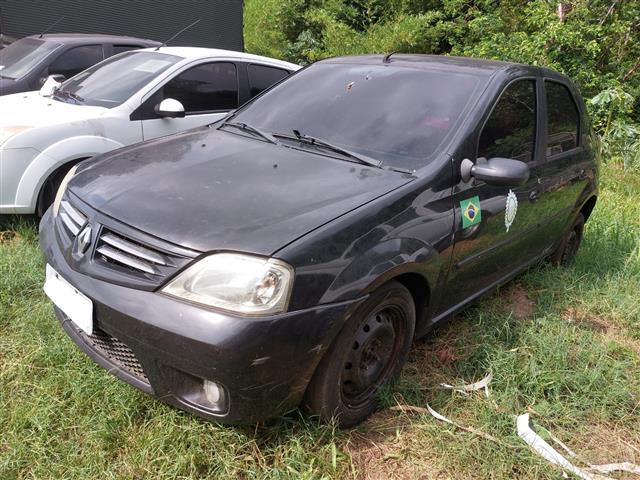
[15,135,125,211]
[319,236,447,331]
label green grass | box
[1,165,639,479]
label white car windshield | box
[53,51,182,108]
[0,38,60,80]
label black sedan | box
[39,54,598,427]
[0,33,159,95]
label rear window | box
[234,63,482,170]
[113,45,145,55]
[247,64,290,97]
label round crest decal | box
[505,190,518,232]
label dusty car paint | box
[39,55,598,424]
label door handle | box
[529,190,539,202]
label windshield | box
[0,38,60,80]
[234,62,482,170]
[55,51,182,108]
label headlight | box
[0,126,33,146]
[52,165,79,217]
[163,253,294,315]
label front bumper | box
[39,210,363,424]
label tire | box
[303,281,416,427]
[36,162,78,217]
[551,213,585,266]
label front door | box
[443,77,547,310]
[138,61,239,140]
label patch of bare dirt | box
[563,421,640,479]
[562,307,640,357]
[344,411,448,480]
[501,283,535,320]
[405,321,476,388]
[562,308,610,333]
[0,230,18,244]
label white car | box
[0,47,299,215]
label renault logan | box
[40,55,598,427]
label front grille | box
[59,200,86,237]
[79,327,148,382]
[95,228,183,282]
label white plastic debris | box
[425,404,500,443]
[587,463,640,475]
[441,372,493,397]
[516,414,622,480]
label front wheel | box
[303,281,415,427]
[36,162,80,217]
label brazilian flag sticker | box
[460,196,482,228]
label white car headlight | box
[0,125,33,146]
[52,165,79,217]
[163,253,294,316]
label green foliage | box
[246,0,639,98]
[244,0,640,166]
[2,165,640,478]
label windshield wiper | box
[277,130,382,169]
[52,89,84,104]
[218,121,279,145]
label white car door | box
[138,61,239,140]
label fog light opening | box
[203,379,225,408]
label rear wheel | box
[551,213,584,266]
[36,162,79,217]
[303,281,415,427]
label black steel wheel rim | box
[341,304,406,407]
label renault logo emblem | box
[74,224,92,257]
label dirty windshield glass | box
[56,51,182,108]
[234,62,482,170]
[0,38,60,79]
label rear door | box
[138,61,239,140]
[443,75,547,308]
[535,79,591,247]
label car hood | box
[69,127,415,254]
[0,91,106,127]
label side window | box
[247,64,290,97]
[478,79,537,162]
[113,45,144,55]
[162,62,238,114]
[545,81,579,156]
[49,45,104,78]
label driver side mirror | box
[155,98,185,119]
[38,74,65,96]
[460,157,529,186]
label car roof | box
[30,33,160,46]
[137,46,300,70]
[319,54,524,76]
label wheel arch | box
[318,237,441,336]
[14,135,125,211]
[580,195,597,223]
